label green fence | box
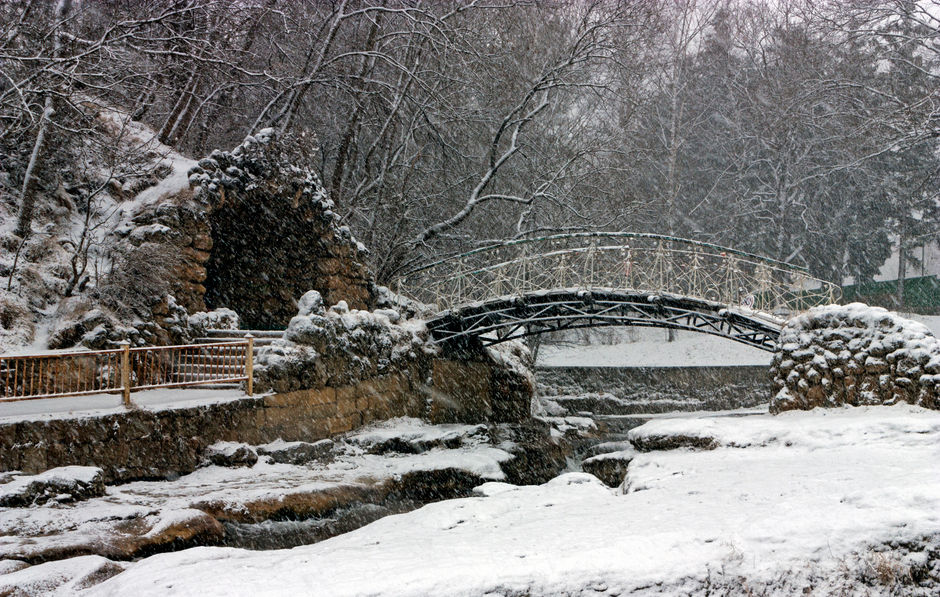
[841,275,940,314]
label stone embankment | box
[0,289,566,566]
[771,303,940,413]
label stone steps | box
[193,337,278,346]
[204,329,284,338]
[195,329,281,347]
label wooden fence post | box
[245,334,254,396]
[118,341,131,407]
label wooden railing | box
[0,337,254,404]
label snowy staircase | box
[175,329,283,390]
[193,329,283,347]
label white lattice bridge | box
[396,233,841,351]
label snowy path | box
[73,405,940,596]
[0,388,251,423]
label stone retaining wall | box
[537,365,771,413]
[0,356,531,483]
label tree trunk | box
[277,0,348,134]
[897,232,906,310]
[14,0,70,238]
[14,97,53,239]
[331,13,381,204]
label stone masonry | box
[771,303,940,413]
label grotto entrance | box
[194,135,375,330]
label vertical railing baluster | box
[119,341,130,407]
[246,335,254,396]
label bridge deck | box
[425,289,783,351]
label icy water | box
[220,502,416,550]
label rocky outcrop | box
[46,286,232,350]
[255,290,534,427]
[119,198,211,314]
[491,421,570,485]
[62,128,380,347]
[256,439,335,464]
[771,303,940,413]
[629,432,718,452]
[2,113,377,351]
[255,291,433,393]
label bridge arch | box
[396,232,840,350]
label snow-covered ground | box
[537,314,940,368]
[51,404,939,596]
[538,328,772,367]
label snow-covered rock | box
[201,442,258,468]
[0,466,105,507]
[188,307,240,335]
[581,448,636,487]
[345,417,487,454]
[256,439,334,465]
[254,290,436,393]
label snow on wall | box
[771,303,940,412]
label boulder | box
[581,450,635,488]
[629,432,718,452]
[202,442,258,468]
[346,420,487,455]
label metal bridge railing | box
[397,232,841,314]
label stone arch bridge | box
[396,233,841,352]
